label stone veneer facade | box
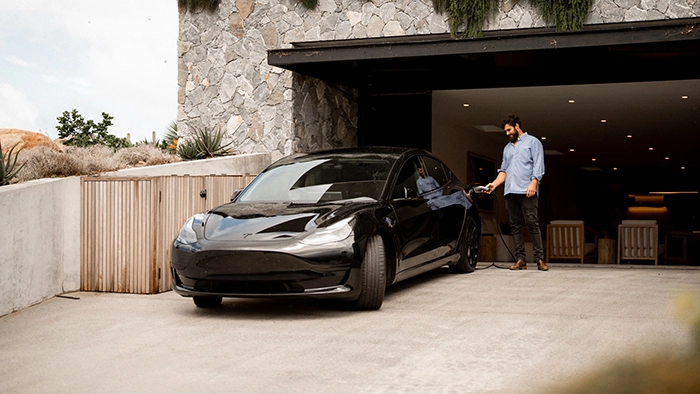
[178,0,699,161]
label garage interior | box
[269,18,700,265]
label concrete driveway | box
[1,264,699,394]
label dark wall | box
[357,92,432,151]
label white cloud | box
[5,56,35,68]
[0,83,39,131]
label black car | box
[171,147,482,310]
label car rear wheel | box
[450,215,480,273]
[193,296,223,308]
[353,235,386,310]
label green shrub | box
[56,109,130,150]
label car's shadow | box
[177,267,459,320]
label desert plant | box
[56,109,130,150]
[14,144,182,183]
[114,144,180,167]
[15,147,85,181]
[176,126,235,161]
[193,126,235,158]
[0,141,26,186]
[160,122,179,153]
[176,138,204,161]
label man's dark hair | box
[502,114,521,129]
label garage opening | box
[269,18,700,265]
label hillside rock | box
[0,129,62,154]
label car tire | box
[450,215,480,273]
[193,296,223,308]
[353,235,386,311]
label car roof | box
[273,146,429,166]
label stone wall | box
[178,0,699,158]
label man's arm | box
[528,139,545,198]
[485,171,506,194]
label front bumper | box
[171,239,361,300]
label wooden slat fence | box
[81,174,256,294]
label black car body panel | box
[171,147,481,308]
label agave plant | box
[192,126,235,158]
[176,138,203,161]
[0,141,26,186]
[175,126,236,161]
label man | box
[485,114,548,271]
[416,166,439,195]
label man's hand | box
[484,183,494,194]
[526,179,538,198]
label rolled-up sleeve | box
[530,139,545,182]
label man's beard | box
[508,133,517,143]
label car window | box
[237,157,392,203]
[421,156,448,187]
[392,157,422,199]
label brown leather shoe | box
[509,260,527,270]
[537,260,549,271]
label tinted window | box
[238,157,392,203]
[393,157,422,199]
[422,156,448,186]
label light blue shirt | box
[498,132,545,196]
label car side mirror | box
[230,189,243,202]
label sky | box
[0,1,178,144]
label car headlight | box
[300,217,354,245]
[176,214,205,245]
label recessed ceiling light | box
[649,147,654,151]
[568,100,575,103]
[463,103,470,107]
[569,148,575,152]
[592,158,596,161]
[613,167,618,171]
[541,136,547,140]
[665,157,670,160]
[681,166,686,170]
[681,95,689,99]
[627,135,633,138]
[600,119,607,123]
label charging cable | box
[469,185,515,270]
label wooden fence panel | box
[81,177,155,294]
[82,174,256,294]
[154,175,206,293]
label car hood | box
[202,202,362,241]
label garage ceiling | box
[433,79,700,172]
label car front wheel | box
[450,215,480,273]
[193,296,223,308]
[353,235,386,310]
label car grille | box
[194,279,305,294]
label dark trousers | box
[504,194,544,262]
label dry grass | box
[14,144,180,183]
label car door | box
[420,155,467,253]
[389,155,464,272]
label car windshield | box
[237,156,392,203]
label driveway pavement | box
[1,263,699,394]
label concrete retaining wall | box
[0,153,270,316]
